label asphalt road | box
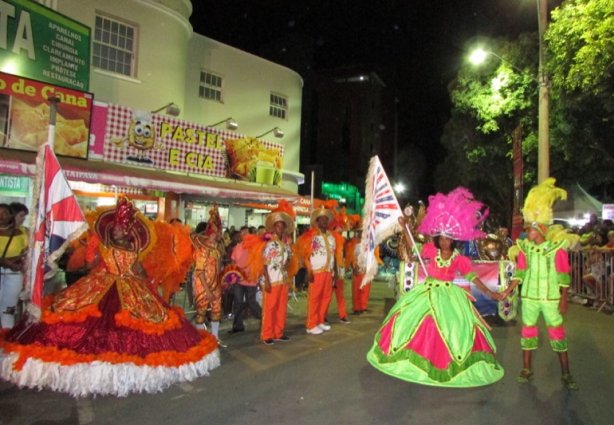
[1,281,613,425]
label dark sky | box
[190,0,559,194]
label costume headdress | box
[113,196,138,231]
[265,200,296,234]
[329,207,350,232]
[203,205,222,237]
[310,200,336,228]
[94,195,155,254]
[417,187,488,241]
[347,214,362,232]
[522,177,567,235]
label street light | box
[393,182,406,194]
[468,40,549,183]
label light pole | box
[536,0,550,183]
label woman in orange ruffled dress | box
[0,197,220,397]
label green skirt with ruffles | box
[367,277,504,387]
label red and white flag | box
[359,156,403,287]
[26,143,87,319]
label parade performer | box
[345,215,380,314]
[296,204,337,335]
[367,187,504,387]
[502,178,579,390]
[328,208,350,323]
[0,197,219,397]
[191,206,224,341]
[243,201,297,345]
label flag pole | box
[47,96,60,150]
[403,221,428,277]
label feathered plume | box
[417,187,488,241]
[522,177,567,225]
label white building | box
[0,0,305,226]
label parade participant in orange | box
[191,206,224,341]
[328,208,350,323]
[345,215,381,314]
[0,196,219,397]
[296,205,337,335]
[259,201,297,344]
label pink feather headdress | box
[417,187,488,241]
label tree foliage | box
[547,0,614,198]
[436,35,539,224]
[547,0,614,94]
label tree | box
[437,35,539,224]
[546,0,614,200]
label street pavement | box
[1,281,613,425]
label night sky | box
[190,0,559,196]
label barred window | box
[93,15,137,77]
[199,71,223,102]
[269,93,287,119]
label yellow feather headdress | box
[522,177,567,225]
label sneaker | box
[275,335,291,342]
[339,317,351,324]
[216,339,227,348]
[306,326,324,335]
[318,323,331,331]
[227,327,245,334]
[263,339,275,345]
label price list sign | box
[0,0,90,91]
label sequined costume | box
[191,234,223,324]
[0,201,219,397]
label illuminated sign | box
[0,0,90,90]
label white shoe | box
[318,323,331,331]
[306,326,324,335]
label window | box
[269,93,287,119]
[93,14,137,77]
[199,71,223,102]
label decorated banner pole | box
[359,156,427,288]
[401,207,428,277]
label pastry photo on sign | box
[225,137,283,186]
[5,97,89,158]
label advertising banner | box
[0,173,29,196]
[0,0,91,91]
[99,104,285,185]
[0,71,93,158]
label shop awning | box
[0,149,299,203]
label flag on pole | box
[359,156,403,287]
[26,143,87,320]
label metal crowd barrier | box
[569,250,614,312]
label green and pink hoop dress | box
[367,242,504,387]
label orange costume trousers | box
[352,273,371,312]
[260,283,289,341]
[306,271,333,329]
[331,278,348,319]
